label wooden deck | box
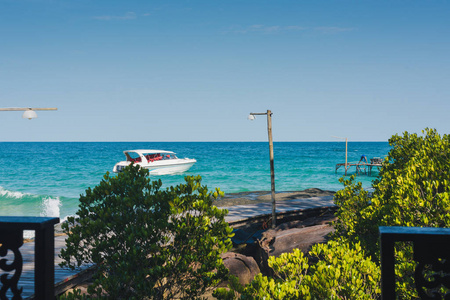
[4,235,93,299]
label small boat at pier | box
[113,150,196,175]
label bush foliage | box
[60,164,233,299]
[334,128,450,255]
[214,239,380,300]
[333,128,450,297]
[217,128,450,299]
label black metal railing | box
[380,226,450,299]
[0,216,59,300]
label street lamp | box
[248,110,276,228]
[0,107,58,120]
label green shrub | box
[335,129,450,252]
[333,175,377,256]
[304,239,380,299]
[217,128,450,299]
[372,129,450,229]
[243,248,310,300]
[333,128,450,297]
[60,164,233,299]
[215,239,380,300]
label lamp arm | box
[0,107,57,111]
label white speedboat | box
[113,150,196,175]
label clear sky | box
[1,1,449,142]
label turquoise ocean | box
[0,142,390,222]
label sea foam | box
[40,196,62,218]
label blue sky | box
[1,0,449,141]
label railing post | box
[379,226,450,299]
[34,221,57,299]
[0,216,59,300]
[379,228,396,300]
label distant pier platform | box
[335,157,383,176]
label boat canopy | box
[123,150,178,163]
[123,150,175,156]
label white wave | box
[40,196,62,218]
[24,230,35,239]
[27,197,63,239]
[0,186,30,199]
[60,214,76,224]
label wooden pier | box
[335,160,382,176]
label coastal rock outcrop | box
[221,252,261,285]
[255,224,334,275]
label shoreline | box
[48,188,337,236]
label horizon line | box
[0,140,389,143]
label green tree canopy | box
[217,128,450,299]
[333,128,450,297]
[334,128,450,256]
[60,164,233,299]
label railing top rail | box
[380,226,450,235]
[380,226,450,241]
[0,216,59,230]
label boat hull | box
[144,160,196,175]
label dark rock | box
[222,252,261,285]
[255,224,334,275]
[274,214,337,231]
[232,228,265,245]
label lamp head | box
[247,114,255,121]
[22,109,37,120]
